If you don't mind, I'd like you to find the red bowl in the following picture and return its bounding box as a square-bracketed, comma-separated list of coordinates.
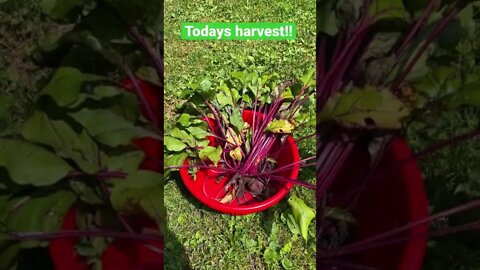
[48, 77, 164, 269]
[49, 208, 164, 270]
[179, 110, 301, 215]
[330, 138, 429, 270]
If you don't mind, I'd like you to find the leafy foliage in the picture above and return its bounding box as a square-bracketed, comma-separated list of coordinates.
[318, 0, 480, 130]
[166, 70, 314, 164]
[165, 69, 315, 203]
[1, 191, 77, 248]
[70, 108, 156, 147]
[0, 139, 73, 186]
[198, 146, 223, 166]
[40, 67, 102, 107]
[0, 0, 165, 268]
[110, 170, 164, 225]
[320, 87, 411, 129]
[317, 0, 480, 268]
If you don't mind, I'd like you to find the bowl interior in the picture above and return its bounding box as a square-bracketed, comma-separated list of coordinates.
[50, 208, 163, 270]
[180, 110, 301, 215]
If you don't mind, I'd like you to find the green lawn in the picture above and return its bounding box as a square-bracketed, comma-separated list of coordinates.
[0, 0, 61, 135]
[164, 0, 316, 269]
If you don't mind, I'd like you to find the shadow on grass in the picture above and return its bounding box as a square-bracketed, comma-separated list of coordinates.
[165, 228, 192, 270]
[167, 171, 220, 215]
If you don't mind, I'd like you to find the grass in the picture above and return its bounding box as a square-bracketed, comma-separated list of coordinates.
[164, 0, 315, 126]
[0, 0, 67, 135]
[165, 182, 316, 270]
[164, 0, 316, 269]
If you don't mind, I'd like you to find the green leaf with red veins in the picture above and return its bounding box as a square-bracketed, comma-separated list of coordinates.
[229, 107, 244, 133]
[0, 242, 19, 270]
[41, 67, 102, 107]
[436, 19, 467, 50]
[71, 86, 123, 107]
[61, 30, 123, 65]
[281, 89, 294, 101]
[300, 68, 315, 88]
[410, 71, 443, 99]
[164, 136, 187, 152]
[177, 113, 192, 127]
[79, 5, 128, 43]
[109, 91, 141, 123]
[22, 111, 74, 151]
[95, 127, 154, 147]
[321, 86, 411, 129]
[69, 109, 157, 147]
[197, 140, 210, 148]
[110, 171, 164, 229]
[231, 71, 248, 88]
[170, 128, 195, 147]
[369, 0, 408, 20]
[266, 120, 294, 134]
[0, 195, 7, 214]
[22, 111, 103, 174]
[71, 131, 102, 174]
[140, 186, 165, 231]
[216, 87, 234, 108]
[410, 66, 458, 99]
[104, 151, 144, 173]
[402, 0, 430, 14]
[1, 190, 76, 248]
[198, 146, 222, 166]
[165, 153, 188, 169]
[0, 139, 72, 186]
[241, 93, 251, 104]
[187, 126, 207, 139]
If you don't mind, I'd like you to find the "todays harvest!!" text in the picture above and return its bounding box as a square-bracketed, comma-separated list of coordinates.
[181, 22, 296, 40]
